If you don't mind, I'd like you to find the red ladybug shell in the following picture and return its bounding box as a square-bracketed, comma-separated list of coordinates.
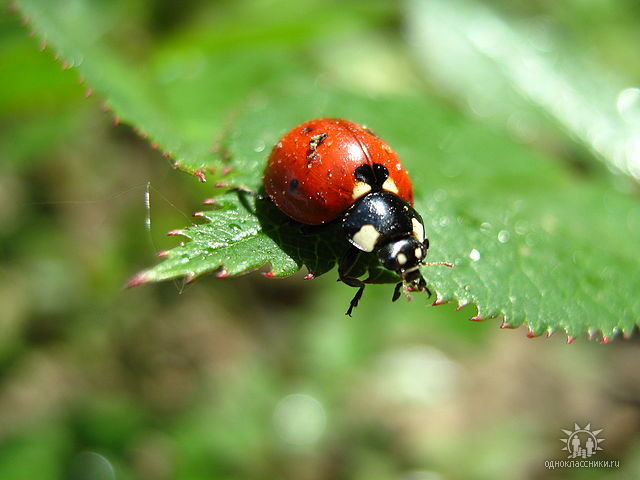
[263, 118, 414, 225]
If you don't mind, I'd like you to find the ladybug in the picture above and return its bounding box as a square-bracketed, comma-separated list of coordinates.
[263, 118, 450, 315]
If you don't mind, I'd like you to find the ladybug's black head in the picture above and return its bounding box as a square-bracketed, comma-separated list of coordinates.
[377, 237, 428, 281]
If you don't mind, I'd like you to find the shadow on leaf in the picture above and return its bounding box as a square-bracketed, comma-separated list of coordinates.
[236, 190, 344, 277]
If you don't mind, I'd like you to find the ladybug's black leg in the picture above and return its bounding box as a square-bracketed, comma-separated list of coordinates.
[339, 247, 366, 316]
[338, 246, 361, 281]
[392, 282, 403, 302]
[345, 284, 365, 316]
[417, 275, 431, 297]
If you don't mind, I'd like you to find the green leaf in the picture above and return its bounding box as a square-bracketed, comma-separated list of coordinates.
[128, 191, 346, 285]
[135, 90, 640, 341]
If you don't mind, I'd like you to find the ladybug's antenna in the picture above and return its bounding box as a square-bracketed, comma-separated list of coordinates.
[421, 261, 454, 268]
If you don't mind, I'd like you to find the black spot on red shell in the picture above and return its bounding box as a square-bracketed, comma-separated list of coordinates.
[354, 163, 389, 189]
[288, 178, 299, 192]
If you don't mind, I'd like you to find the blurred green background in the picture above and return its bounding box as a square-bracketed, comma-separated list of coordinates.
[1, 1, 640, 479]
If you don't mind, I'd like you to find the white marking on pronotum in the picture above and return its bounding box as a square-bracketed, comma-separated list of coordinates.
[397, 253, 407, 265]
[412, 218, 424, 243]
[352, 224, 380, 252]
[144, 182, 151, 231]
[415, 247, 423, 259]
[382, 177, 399, 194]
[352, 181, 372, 199]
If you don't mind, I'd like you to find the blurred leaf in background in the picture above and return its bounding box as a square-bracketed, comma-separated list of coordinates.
[1, 1, 640, 480]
